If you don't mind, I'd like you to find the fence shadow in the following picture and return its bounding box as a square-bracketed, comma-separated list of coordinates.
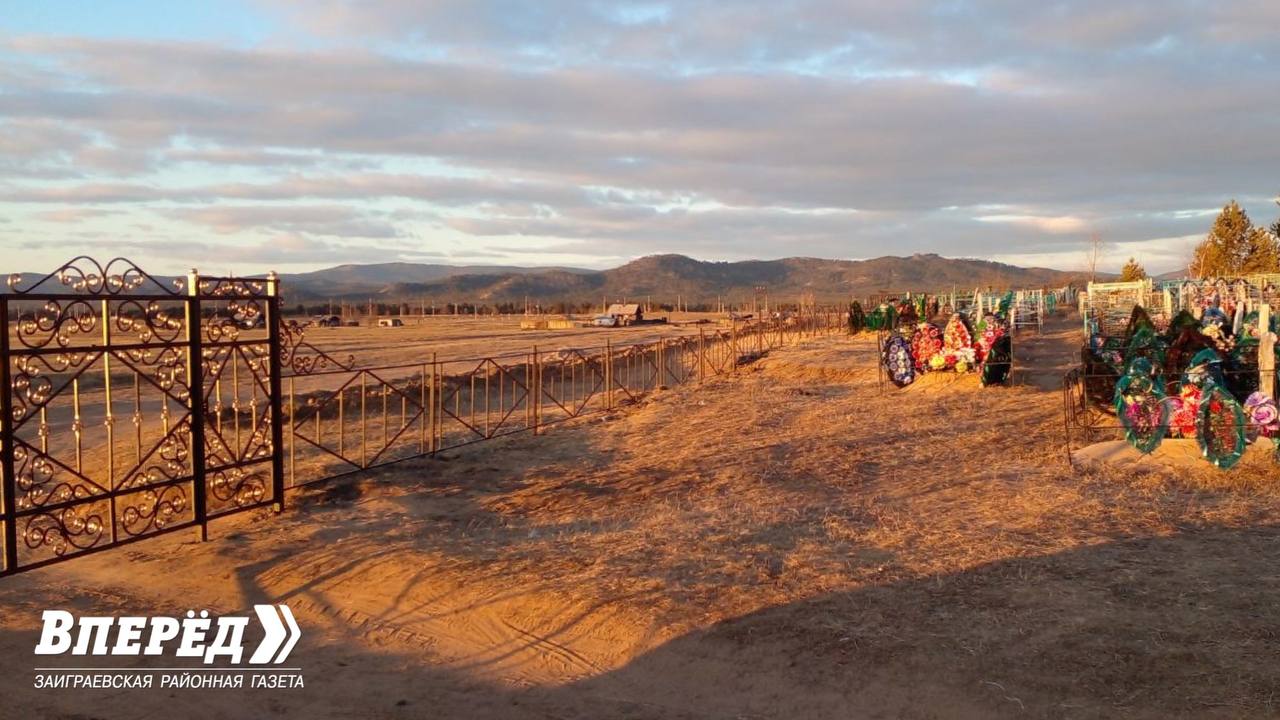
[6, 522, 1277, 720]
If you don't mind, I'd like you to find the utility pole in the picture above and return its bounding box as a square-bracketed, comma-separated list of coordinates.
[753, 285, 767, 317]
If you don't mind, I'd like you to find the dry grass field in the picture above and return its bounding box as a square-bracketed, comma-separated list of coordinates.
[296, 312, 731, 368]
[3, 312, 1280, 719]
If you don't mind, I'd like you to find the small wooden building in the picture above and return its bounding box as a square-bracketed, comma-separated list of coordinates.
[604, 303, 643, 325]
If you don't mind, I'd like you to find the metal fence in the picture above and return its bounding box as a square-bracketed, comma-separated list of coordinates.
[1062, 361, 1272, 469]
[279, 314, 843, 488]
[0, 257, 842, 576]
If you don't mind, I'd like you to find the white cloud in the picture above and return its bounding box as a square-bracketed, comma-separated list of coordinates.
[1, 2, 1277, 273]
[975, 214, 1090, 234]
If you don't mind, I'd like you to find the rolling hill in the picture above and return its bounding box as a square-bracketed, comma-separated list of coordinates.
[282, 254, 1092, 305]
[282, 262, 595, 297]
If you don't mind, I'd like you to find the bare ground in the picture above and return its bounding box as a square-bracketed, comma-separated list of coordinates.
[291, 312, 732, 368]
[3, 313, 1280, 719]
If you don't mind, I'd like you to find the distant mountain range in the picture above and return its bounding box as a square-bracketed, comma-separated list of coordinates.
[282, 262, 595, 298]
[281, 254, 1094, 305]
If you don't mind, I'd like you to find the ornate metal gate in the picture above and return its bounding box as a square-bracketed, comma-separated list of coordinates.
[0, 257, 284, 575]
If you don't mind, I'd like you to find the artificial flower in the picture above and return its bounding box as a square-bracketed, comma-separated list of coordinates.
[1244, 392, 1279, 439]
[1170, 385, 1201, 438]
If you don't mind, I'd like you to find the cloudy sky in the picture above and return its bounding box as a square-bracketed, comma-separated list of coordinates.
[2, 1, 1278, 275]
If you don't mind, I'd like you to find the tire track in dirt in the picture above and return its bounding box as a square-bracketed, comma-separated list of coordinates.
[498, 617, 609, 676]
[257, 559, 630, 686]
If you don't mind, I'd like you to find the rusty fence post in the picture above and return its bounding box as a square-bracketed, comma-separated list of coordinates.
[533, 345, 541, 434]
[184, 269, 208, 542]
[430, 353, 439, 453]
[288, 377, 295, 486]
[360, 372, 368, 467]
[730, 320, 738, 372]
[419, 363, 427, 454]
[697, 328, 706, 383]
[524, 353, 532, 429]
[0, 297, 15, 573]
[656, 338, 664, 386]
[265, 271, 285, 511]
[605, 339, 614, 410]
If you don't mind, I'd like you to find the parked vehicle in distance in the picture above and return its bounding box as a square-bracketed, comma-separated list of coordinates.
[377, 317, 405, 328]
[312, 314, 342, 327]
[592, 314, 619, 327]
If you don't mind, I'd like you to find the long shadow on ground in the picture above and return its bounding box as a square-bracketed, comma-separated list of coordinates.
[4, 523, 1276, 720]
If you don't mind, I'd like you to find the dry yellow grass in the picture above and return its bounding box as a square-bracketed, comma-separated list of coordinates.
[2, 312, 1278, 719]
[295, 312, 732, 368]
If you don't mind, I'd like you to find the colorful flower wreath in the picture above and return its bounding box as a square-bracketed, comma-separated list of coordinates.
[1244, 392, 1279, 440]
[943, 314, 973, 354]
[1197, 385, 1247, 469]
[1114, 358, 1168, 454]
[910, 323, 943, 372]
[975, 317, 1006, 364]
[883, 334, 916, 388]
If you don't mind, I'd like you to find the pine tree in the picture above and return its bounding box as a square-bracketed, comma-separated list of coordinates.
[1241, 226, 1280, 274]
[1267, 195, 1280, 271]
[1119, 257, 1147, 281]
[1190, 200, 1268, 277]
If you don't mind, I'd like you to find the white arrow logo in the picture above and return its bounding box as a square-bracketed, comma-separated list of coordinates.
[249, 604, 301, 664]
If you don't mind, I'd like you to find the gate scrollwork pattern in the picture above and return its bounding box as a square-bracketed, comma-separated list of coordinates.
[0, 260, 285, 574]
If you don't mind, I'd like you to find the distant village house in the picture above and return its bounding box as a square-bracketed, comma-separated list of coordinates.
[604, 303, 643, 325]
[593, 303, 645, 327]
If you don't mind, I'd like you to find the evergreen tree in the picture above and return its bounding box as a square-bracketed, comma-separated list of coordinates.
[1119, 257, 1147, 281]
[1272, 194, 1280, 240]
[1265, 195, 1280, 272]
[1189, 200, 1278, 277]
[1241, 226, 1280, 274]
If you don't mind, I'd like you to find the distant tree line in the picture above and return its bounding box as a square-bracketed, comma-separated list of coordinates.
[282, 299, 809, 317]
[285, 301, 598, 317]
[283, 300, 730, 317]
